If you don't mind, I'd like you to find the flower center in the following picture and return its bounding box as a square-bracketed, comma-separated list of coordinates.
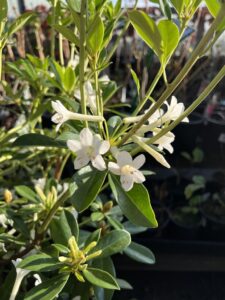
[86, 146, 94, 157]
[121, 165, 135, 175]
[55, 113, 64, 122]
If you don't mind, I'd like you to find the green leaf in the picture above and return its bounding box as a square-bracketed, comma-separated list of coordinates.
[124, 242, 155, 264]
[161, 0, 172, 19]
[70, 166, 107, 212]
[128, 10, 162, 58]
[170, 0, 185, 14]
[67, 0, 81, 13]
[13, 134, 66, 148]
[92, 257, 116, 300]
[87, 15, 104, 54]
[53, 24, 79, 45]
[15, 185, 37, 202]
[93, 229, 131, 258]
[130, 68, 140, 95]
[63, 67, 76, 93]
[0, 0, 7, 23]
[24, 274, 69, 300]
[109, 175, 158, 228]
[117, 278, 133, 290]
[18, 253, 62, 272]
[83, 268, 120, 290]
[50, 210, 79, 246]
[158, 20, 179, 65]
[7, 12, 34, 38]
[205, 0, 225, 30]
[85, 228, 102, 247]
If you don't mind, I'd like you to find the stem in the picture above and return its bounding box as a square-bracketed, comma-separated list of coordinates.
[55, 153, 70, 181]
[117, 4, 225, 146]
[50, 0, 57, 58]
[94, 56, 104, 134]
[147, 65, 225, 145]
[59, 33, 64, 66]
[79, 0, 88, 127]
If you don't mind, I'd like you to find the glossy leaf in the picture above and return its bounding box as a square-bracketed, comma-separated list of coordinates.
[13, 134, 66, 148]
[83, 268, 120, 290]
[24, 274, 69, 300]
[124, 242, 155, 264]
[70, 166, 107, 212]
[53, 24, 79, 45]
[18, 253, 62, 272]
[128, 10, 162, 58]
[63, 67, 76, 93]
[109, 175, 158, 228]
[87, 15, 104, 54]
[7, 12, 34, 38]
[15, 185, 37, 202]
[93, 229, 131, 258]
[158, 20, 179, 64]
[50, 210, 79, 246]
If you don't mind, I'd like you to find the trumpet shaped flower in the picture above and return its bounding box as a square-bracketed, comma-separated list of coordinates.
[153, 130, 175, 154]
[67, 128, 110, 171]
[108, 151, 146, 191]
[51, 100, 103, 131]
[162, 96, 189, 123]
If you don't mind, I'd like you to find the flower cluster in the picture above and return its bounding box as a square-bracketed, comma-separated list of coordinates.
[51, 96, 188, 191]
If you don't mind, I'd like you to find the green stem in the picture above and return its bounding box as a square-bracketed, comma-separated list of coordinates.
[117, 4, 225, 146]
[94, 56, 104, 134]
[79, 0, 88, 127]
[59, 33, 64, 66]
[147, 65, 225, 145]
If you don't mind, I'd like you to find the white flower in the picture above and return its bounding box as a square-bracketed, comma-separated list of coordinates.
[162, 96, 189, 123]
[74, 81, 97, 113]
[108, 151, 146, 191]
[33, 178, 46, 190]
[10, 259, 31, 300]
[33, 274, 42, 286]
[69, 55, 79, 69]
[132, 135, 171, 169]
[67, 128, 110, 171]
[51, 100, 104, 131]
[0, 214, 13, 228]
[153, 130, 175, 154]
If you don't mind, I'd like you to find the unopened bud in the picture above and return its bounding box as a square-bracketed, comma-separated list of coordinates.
[4, 189, 12, 203]
[103, 201, 113, 213]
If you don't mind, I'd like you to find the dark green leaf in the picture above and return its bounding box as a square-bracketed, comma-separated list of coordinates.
[13, 134, 66, 148]
[109, 175, 158, 228]
[15, 185, 37, 202]
[70, 166, 107, 212]
[83, 268, 119, 290]
[18, 253, 62, 272]
[124, 242, 155, 264]
[24, 274, 69, 300]
[93, 229, 131, 258]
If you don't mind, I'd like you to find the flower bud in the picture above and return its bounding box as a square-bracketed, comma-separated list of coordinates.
[4, 189, 12, 203]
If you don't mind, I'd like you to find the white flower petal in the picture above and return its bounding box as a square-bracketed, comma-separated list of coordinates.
[99, 140, 110, 155]
[55, 123, 62, 132]
[133, 170, 146, 183]
[67, 140, 82, 153]
[120, 175, 134, 192]
[92, 155, 106, 171]
[132, 154, 146, 170]
[117, 151, 133, 167]
[80, 128, 93, 147]
[74, 154, 90, 169]
[148, 147, 171, 168]
[108, 162, 121, 175]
